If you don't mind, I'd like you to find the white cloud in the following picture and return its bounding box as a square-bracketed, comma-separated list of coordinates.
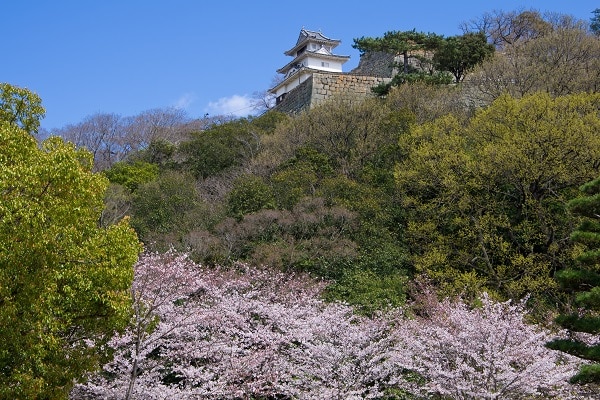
[172, 93, 197, 110]
[205, 94, 254, 117]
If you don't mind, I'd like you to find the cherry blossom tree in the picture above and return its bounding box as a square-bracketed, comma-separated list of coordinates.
[71, 251, 398, 399]
[393, 291, 583, 399]
[72, 252, 584, 399]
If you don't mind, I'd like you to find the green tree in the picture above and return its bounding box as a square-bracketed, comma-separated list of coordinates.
[547, 177, 600, 384]
[325, 269, 407, 316]
[254, 99, 414, 307]
[271, 146, 334, 209]
[227, 175, 275, 219]
[177, 119, 259, 179]
[353, 29, 442, 74]
[592, 8, 600, 36]
[396, 92, 600, 300]
[0, 122, 141, 398]
[433, 32, 494, 83]
[353, 30, 447, 94]
[374, 70, 452, 95]
[288, 99, 405, 179]
[104, 160, 159, 191]
[0, 82, 45, 134]
[247, 110, 289, 133]
[137, 138, 177, 169]
[131, 170, 201, 241]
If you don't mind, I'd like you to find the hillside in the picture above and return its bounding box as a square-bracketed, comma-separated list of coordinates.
[2, 8, 600, 399]
[78, 10, 600, 396]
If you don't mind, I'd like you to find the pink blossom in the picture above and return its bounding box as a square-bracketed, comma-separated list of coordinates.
[71, 252, 583, 399]
[392, 293, 582, 399]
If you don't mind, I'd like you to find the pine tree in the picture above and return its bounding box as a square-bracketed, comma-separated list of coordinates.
[548, 176, 600, 384]
[591, 8, 600, 36]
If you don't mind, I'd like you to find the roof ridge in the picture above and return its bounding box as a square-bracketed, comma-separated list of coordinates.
[296, 28, 338, 45]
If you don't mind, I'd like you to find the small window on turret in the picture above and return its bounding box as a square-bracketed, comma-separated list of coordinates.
[321, 62, 329, 68]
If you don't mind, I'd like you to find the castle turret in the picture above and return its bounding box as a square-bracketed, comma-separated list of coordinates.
[270, 29, 350, 104]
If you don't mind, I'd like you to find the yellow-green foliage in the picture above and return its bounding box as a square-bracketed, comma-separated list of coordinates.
[0, 82, 45, 134]
[0, 122, 141, 399]
[227, 174, 276, 218]
[104, 160, 159, 191]
[396, 92, 600, 300]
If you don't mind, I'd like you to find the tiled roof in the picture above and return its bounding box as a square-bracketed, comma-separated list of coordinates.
[296, 28, 337, 45]
[284, 28, 342, 56]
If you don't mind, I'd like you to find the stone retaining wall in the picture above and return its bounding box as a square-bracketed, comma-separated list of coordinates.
[349, 51, 397, 78]
[274, 77, 313, 114]
[275, 71, 391, 114]
[311, 72, 390, 106]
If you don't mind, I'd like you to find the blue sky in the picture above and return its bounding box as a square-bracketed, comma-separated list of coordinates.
[3, 0, 597, 131]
